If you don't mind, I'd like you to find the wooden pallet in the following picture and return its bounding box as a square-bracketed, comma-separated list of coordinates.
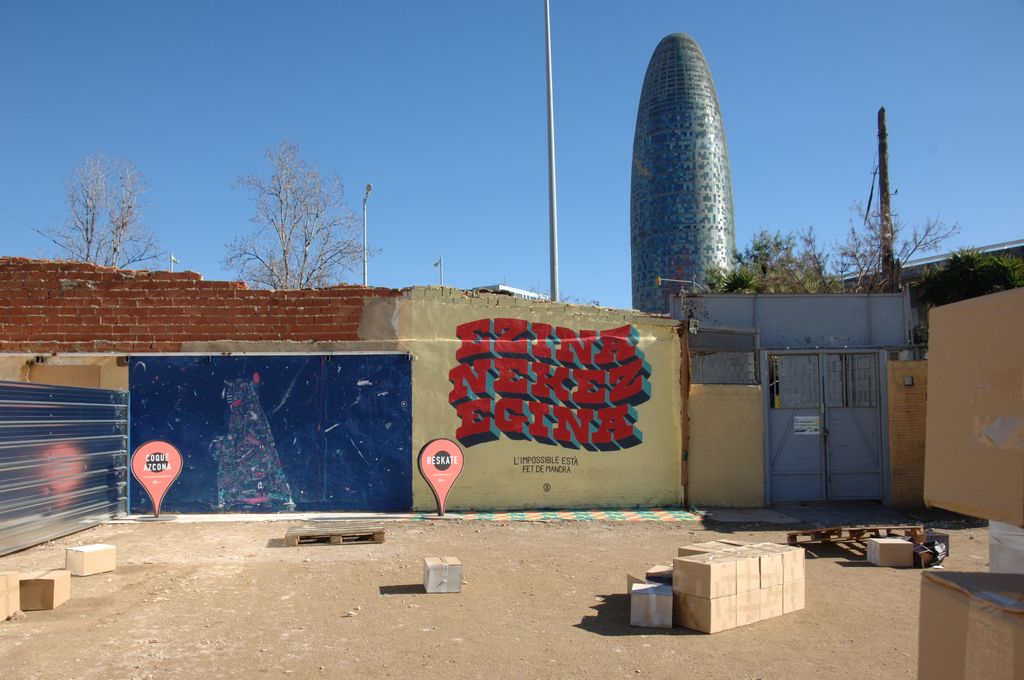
[787, 524, 924, 546]
[284, 521, 386, 547]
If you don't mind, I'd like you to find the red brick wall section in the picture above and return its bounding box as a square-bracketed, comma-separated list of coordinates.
[0, 258, 401, 353]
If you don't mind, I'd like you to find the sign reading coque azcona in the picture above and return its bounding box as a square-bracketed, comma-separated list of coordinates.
[447, 318, 652, 451]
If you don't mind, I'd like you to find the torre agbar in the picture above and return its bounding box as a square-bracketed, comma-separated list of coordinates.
[630, 33, 735, 314]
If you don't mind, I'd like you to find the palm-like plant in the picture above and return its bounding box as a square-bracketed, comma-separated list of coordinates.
[915, 249, 1024, 308]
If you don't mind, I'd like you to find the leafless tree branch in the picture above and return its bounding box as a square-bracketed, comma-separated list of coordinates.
[41, 154, 162, 268]
[224, 140, 360, 290]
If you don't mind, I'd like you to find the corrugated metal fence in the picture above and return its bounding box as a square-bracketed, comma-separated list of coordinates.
[0, 381, 128, 557]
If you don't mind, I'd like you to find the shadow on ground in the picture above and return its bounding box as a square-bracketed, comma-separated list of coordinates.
[379, 584, 426, 595]
[573, 594, 697, 637]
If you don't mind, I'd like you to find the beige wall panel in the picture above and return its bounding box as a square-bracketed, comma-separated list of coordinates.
[0, 356, 30, 382]
[687, 384, 764, 507]
[404, 290, 683, 511]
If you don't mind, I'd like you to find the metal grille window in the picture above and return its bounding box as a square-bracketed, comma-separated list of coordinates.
[846, 354, 878, 407]
[691, 351, 758, 385]
[768, 355, 820, 408]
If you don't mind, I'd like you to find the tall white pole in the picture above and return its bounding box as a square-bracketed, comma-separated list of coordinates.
[362, 183, 373, 286]
[544, 0, 560, 302]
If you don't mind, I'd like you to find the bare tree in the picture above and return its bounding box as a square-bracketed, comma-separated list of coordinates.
[42, 154, 160, 268]
[837, 204, 959, 292]
[224, 141, 360, 290]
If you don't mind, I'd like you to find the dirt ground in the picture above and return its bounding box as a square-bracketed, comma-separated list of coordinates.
[0, 516, 989, 679]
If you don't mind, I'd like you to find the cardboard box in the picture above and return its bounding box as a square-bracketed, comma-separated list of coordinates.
[783, 579, 805, 614]
[645, 564, 673, 585]
[732, 554, 760, 593]
[19, 570, 70, 611]
[918, 571, 1024, 680]
[677, 541, 737, 557]
[990, 521, 1024, 574]
[673, 554, 737, 599]
[735, 589, 761, 626]
[673, 592, 736, 633]
[924, 288, 1024, 527]
[2, 571, 20, 620]
[867, 537, 914, 567]
[626, 573, 647, 592]
[760, 584, 784, 620]
[755, 543, 805, 582]
[629, 583, 673, 628]
[423, 557, 461, 593]
[752, 548, 784, 589]
[66, 544, 116, 576]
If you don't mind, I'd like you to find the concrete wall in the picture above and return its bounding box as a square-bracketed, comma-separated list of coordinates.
[888, 360, 928, 508]
[403, 288, 683, 511]
[686, 384, 764, 507]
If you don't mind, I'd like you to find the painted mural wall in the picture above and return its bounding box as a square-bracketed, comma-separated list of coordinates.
[128, 354, 411, 513]
[405, 289, 683, 511]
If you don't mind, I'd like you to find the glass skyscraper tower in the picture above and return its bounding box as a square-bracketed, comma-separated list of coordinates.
[631, 34, 735, 313]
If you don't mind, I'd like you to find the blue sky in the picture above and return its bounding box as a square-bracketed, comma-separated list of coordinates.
[1, 1, 1022, 309]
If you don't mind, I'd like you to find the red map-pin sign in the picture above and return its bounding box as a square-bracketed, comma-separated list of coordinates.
[131, 440, 183, 517]
[417, 439, 464, 517]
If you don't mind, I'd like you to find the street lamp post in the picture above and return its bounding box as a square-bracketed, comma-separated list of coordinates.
[544, 0, 560, 302]
[434, 256, 444, 286]
[362, 183, 373, 286]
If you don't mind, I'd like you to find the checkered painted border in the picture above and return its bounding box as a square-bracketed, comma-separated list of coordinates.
[412, 508, 697, 522]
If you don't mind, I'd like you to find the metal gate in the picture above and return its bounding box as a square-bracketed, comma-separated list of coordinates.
[0, 381, 128, 557]
[763, 351, 886, 502]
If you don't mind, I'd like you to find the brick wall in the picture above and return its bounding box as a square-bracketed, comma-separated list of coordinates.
[887, 360, 928, 508]
[0, 258, 400, 353]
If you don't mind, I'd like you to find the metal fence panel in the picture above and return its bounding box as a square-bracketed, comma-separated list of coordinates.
[691, 351, 759, 385]
[0, 381, 128, 557]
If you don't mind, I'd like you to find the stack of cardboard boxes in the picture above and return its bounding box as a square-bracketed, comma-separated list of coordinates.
[629, 539, 805, 633]
[922, 287, 1024, 679]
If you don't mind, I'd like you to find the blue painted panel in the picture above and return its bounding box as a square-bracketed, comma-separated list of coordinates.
[128, 355, 412, 513]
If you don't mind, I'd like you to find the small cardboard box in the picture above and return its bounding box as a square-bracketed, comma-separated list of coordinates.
[924, 287, 1024, 527]
[751, 547, 784, 589]
[20, 570, 70, 611]
[755, 543, 805, 582]
[645, 564, 672, 585]
[919, 571, 1024, 680]
[630, 582, 673, 628]
[990, 522, 1024, 574]
[783, 579, 805, 614]
[735, 589, 761, 627]
[760, 584, 784, 620]
[867, 537, 914, 567]
[673, 592, 736, 633]
[626, 573, 647, 592]
[66, 544, 116, 576]
[673, 554, 737, 599]
[677, 541, 736, 557]
[732, 554, 760, 593]
[2, 571, 20, 619]
[423, 557, 461, 593]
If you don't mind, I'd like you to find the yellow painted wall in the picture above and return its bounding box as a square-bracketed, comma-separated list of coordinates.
[887, 360, 927, 508]
[402, 288, 683, 511]
[0, 355, 128, 389]
[687, 384, 764, 507]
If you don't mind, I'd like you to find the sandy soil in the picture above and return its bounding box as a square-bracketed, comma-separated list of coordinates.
[0, 518, 989, 679]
